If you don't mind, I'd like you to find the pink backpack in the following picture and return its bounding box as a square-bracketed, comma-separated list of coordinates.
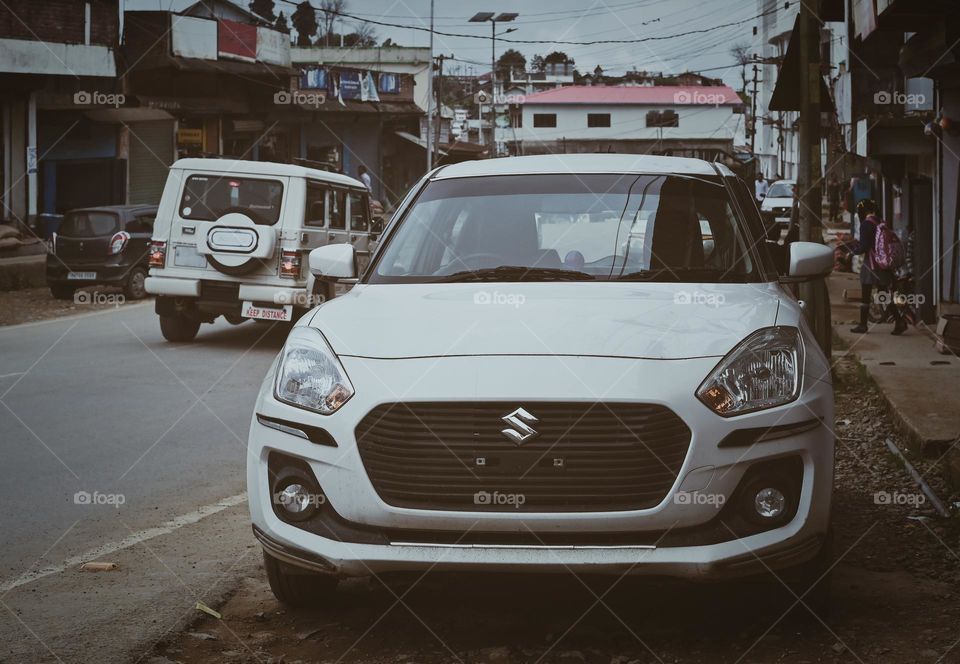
[869, 215, 905, 271]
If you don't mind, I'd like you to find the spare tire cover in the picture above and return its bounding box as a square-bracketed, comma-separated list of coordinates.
[198, 212, 277, 276]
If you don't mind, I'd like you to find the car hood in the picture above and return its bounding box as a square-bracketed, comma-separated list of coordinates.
[309, 282, 783, 360]
[762, 196, 793, 210]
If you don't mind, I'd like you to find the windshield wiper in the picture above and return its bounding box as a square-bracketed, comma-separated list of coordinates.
[615, 267, 747, 282]
[439, 265, 594, 282]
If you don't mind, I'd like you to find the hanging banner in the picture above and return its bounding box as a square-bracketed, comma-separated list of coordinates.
[338, 70, 363, 100]
[300, 67, 328, 90]
[218, 19, 257, 63]
[361, 71, 380, 102]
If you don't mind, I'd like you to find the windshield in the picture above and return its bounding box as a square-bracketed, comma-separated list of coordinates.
[179, 175, 284, 225]
[59, 211, 119, 237]
[369, 173, 762, 283]
[766, 183, 794, 198]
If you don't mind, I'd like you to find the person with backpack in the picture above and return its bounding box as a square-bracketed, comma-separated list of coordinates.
[850, 199, 907, 335]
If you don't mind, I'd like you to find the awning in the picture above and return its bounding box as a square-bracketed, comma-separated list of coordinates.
[151, 55, 294, 78]
[395, 131, 448, 156]
[769, 15, 836, 113]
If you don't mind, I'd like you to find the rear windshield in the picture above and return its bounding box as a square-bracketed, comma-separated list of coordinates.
[179, 175, 284, 225]
[59, 211, 119, 237]
[766, 183, 793, 198]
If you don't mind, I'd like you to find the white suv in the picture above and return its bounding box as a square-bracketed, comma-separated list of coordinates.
[247, 154, 836, 610]
[145, 158, 375, 342]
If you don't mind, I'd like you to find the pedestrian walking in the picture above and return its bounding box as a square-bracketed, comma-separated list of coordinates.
[850, 199, 907, 335]
[827, 175, 840, 224]
[358, 164, 373, 191]
[755, 174, 768, 202]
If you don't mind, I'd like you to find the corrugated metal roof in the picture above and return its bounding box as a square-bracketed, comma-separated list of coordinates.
[521, 85, 742, 106]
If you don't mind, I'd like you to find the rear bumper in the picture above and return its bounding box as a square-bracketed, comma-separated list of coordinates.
[146, 276, 307, 307]
[46, 261, 138, 286]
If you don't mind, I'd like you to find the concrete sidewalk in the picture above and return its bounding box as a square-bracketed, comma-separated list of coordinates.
[827, 269, 960, 485]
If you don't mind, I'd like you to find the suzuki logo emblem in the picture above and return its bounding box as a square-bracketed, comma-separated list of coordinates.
[501, 407, 539, 445]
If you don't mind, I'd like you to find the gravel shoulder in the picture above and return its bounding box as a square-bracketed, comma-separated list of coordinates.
[150, 354, 960, 664]
[0, 286, 150, 326]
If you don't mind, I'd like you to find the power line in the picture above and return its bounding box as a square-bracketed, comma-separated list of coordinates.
[277, 1, 783, 47]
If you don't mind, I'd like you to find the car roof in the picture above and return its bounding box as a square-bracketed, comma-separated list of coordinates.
[432, 154, 731, 179]
[771, 179, 796, 186]
[172, 158, 366, 189]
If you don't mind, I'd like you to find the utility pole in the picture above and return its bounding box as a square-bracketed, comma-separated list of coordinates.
[425, 0, 434, 171]
[797, 0, 829, 352]
[750, 59, 760, 157]
[433, 54, 452, 166]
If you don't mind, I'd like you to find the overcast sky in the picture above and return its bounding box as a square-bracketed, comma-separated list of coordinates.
[276, 0, 761, 88]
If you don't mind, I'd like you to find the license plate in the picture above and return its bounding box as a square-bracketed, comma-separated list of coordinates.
[173, 245, 208, 268]
[241, 301, 292, 322]
[67, 272, 96, 280]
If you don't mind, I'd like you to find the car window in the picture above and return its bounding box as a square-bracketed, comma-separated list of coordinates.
[766, 183, 793, 198]
[305, 182, 326, 228]
[126, 214, 155, 234]
[370, 174, 761, 283]
[59, 211, 119, 237]
[330, 190, 346, 230]
[348, 191, 369, 232]
[179, 175, 284, 225]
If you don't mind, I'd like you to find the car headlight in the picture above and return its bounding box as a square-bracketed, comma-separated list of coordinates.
[274, 327, 354, 414]
[696, 326, 803, 417]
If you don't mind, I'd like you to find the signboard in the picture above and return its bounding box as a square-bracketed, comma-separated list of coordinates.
[171, 16, 217, 60]
[338, 71, 363, 100]
[177, 128, 203, 145]
[256, 27, 290, 66]
[218, 18, 257, 63]
[26, 146, 37, 174]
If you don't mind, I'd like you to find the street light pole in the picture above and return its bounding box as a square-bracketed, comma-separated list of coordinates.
[469, 12, 518, 156]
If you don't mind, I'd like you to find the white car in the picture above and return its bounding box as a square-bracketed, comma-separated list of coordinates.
[247, 154, 835, 610]
[760, 179, 796, 230]
[145, 159, 377, 342]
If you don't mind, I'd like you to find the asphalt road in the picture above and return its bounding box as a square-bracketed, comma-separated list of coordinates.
[0, 304, 288, 662]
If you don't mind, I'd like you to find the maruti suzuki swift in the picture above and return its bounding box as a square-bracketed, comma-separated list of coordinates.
[247, 154, 835, 610]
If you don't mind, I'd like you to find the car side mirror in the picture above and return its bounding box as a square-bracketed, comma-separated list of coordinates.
[369, 216, 384, 241]
[309, 243, 357, 280]
[780, 241, 833, 282]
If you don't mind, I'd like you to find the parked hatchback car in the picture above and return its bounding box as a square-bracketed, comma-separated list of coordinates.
[248, 155, 835, 611]
[145, 159, 376, 342]
[46, 205, 158, 300]
[760, 179, 796, 231]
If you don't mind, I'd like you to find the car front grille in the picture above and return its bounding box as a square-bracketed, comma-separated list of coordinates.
[199, 280, 240, 303]
[355, 402, 691, 512]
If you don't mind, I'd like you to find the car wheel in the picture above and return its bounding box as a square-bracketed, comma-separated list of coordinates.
[50, 284, 76, 300]
[263, 551, 337, 608]
[123, 267, 148, 300]
[224, 314, 246, 325]
[159, 313, 201, 342]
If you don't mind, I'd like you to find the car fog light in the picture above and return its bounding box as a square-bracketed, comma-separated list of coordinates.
[271, 470, 324, 523]
[277, 483, 312, 514]
[754, 487, 786, 519]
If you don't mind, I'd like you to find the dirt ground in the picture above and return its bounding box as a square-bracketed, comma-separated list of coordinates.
[0, 286, 150, 326]
[150, 355, 960, 664]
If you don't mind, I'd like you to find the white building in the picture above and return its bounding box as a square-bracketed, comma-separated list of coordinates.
[509, 85, 743, 159]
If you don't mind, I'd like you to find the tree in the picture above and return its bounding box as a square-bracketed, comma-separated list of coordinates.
[530, 54, 545, 72]
[292, 1, 318, 46]
[249, 0, 275, 22]
[343, 21, 376, 47]
[730, 42, 752, 94]
[496, 48, 526, 81]
[543, 51, 574, 66]
[320, 0, 345, 46]
[274, 11, 289, 34]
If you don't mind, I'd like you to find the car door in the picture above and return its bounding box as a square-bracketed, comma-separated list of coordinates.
[325, 187, 350, 247]
[346, 189, 372, 271]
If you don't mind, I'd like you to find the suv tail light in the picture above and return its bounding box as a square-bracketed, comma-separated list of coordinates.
[148, 241, 167, 268]
[108, 231, 130, 255]
[280, 249, 301, 279]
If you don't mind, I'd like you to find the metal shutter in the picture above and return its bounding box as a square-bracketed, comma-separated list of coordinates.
[128, 120, 174, 205]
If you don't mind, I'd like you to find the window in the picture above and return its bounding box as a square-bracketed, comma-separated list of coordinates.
[179, 176, 284, 225]
[646, 110, 679, 128]
[126, 214, 155, 234]
[371, 174, 760, 283]
[60, 211, 119, 237]
[305, 182, 327, 227]
[587, 113, 611, 128]
[330, 190, 346, 230]
[533, 113, 557, 128]
[348, 191, 370, 232]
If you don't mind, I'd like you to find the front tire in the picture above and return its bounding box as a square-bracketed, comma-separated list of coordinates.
[263, 551, 337, 608]
[159, 313, 201, 342]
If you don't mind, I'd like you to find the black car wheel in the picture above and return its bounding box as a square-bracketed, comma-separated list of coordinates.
[263, 551, 337, 608]
[124, 267, 148, 300]
[159, 313, 201, 342]
[49, 284, 76, 300]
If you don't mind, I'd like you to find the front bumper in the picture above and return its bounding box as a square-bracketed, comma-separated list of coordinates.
[247, 353, 834, 580]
